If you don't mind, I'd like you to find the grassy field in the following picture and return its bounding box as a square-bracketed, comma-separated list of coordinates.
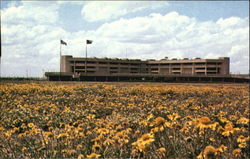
[0, 81, 249, 158]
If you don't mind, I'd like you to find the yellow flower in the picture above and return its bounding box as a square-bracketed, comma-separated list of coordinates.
[232, 148, 241, 158]
[132, 133, 155, 152]
[139, 133, 155, 143]
[87, 153, 101, 158]
[147, 114, 154, 121]
[209, 137, 215, 142]
[219, 117, 229, 123]
[61, 149, 77, 155]
[238, 142, 247, 148]
[22, 147, 27, 152]
[152, 116, 166, 126]
[57, 133, 68, 139]
[229, 115, 238, 121]
[76, 144, 82, 150]
[44, 131, 53, 138]
[208, 122, 218, 131]
[203, 145, 217, 159]
[194, 116, 215, 134]
[28, 123, 34, 128]
[221, 123, 235, 137]
[5, 130, 12, 137]
[198, 117, 211, 125]
[87, 114, 96, 119]
[97, 128, 109, 135]
[236, 117, 249, 125]
[237, 135, 247, 143]
[92, 143, 101, 152]
[168, 113, 180, 121]
[103, 138, 115, 146]
[78, 154, 85, 159]
[156, 147, 166, 156]
[216, 145, 227, 153]
[180, 125, 189, 134]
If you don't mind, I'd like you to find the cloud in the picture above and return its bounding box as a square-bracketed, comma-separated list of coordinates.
[1, 2, 249, 77]
[1, 2, 59, 25]
[93, 12, 248, 73]
[81, 1, 168, 22]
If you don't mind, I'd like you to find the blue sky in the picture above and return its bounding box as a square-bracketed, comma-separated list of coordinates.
[1, 1, 249, 77]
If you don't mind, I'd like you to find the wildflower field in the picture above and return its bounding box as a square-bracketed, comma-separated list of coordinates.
[0, 81, 249, 158]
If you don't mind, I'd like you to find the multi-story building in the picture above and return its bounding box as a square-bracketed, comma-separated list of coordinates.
[60, 55, 229, 76]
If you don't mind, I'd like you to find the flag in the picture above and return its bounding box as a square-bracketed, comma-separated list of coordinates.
[86, 40, 93, 44]
[60, 40, 67, 45]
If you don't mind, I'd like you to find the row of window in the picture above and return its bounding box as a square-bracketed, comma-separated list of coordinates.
[70, 61, 222, 66]
[73, 71, 219, 75]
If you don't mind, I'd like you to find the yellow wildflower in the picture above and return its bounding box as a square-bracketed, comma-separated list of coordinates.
[97, 128, 109, 135]
[156, 147, 166, 156]
[22, 147, 27, 152]
[168, 113, 180, 121]
[203, 145, 217, 159]
[76, 144, 82, 150]
[152, 116, 165, 126]
[238, 142, 247, 148]
[27, 123, 34, 128]
[221, 123, 235, 137]
[44, 131, 53, 138]
[87, 153, 101, 158]
[232, 148, 241, 158]
[216, 145, 227, 153]
[78, 154, 85, 159]
[103, 138, 115, 146]
[237, 135, 247, 143]
[61, 149, 77, 155]
[57, 133, 68, 139]
[147, 114, 154, 121]
[236, 117, 249, 125]
[132, 133, 155, 152]
[92, 143, 101, 152]
[195, 117, 212, 129]
[209, 137, 215, 142]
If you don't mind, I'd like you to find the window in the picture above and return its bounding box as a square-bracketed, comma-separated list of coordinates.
[183, 63, 193, 65]
[87, 61, 96, 64]
[75, 61, 85, 64]
[160, 63, 169, 66]
[87, 66, 95, 69]
[207, 62, 217, 65]
[195, 63, 205, 65]
[172, 63, 181, 66]
[172, 68, 181, 70]
[196, 67, 205, 70]
[75, 66, 85, 69]
[207, 67, 216, 71]
[99, 62, 107, 64]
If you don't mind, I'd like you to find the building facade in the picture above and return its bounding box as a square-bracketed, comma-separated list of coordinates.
[61, 55, 230, 76]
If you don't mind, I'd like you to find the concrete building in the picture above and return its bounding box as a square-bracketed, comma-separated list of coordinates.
[45, 55, 250, 82]
[60, 55, 230, 76]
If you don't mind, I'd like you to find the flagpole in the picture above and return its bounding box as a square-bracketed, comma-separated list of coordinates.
[85, 42, 87, 75]
[0, 57, 1, 78]
[59, 41, 61, 81]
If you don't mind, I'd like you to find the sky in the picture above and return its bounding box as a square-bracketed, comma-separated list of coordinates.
[1, 1, 249, 77]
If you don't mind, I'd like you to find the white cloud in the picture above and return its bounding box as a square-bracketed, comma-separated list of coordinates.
[1, 2, 59, 25]
[93, 12, 248, 73]
[81, 1, 168, 22]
